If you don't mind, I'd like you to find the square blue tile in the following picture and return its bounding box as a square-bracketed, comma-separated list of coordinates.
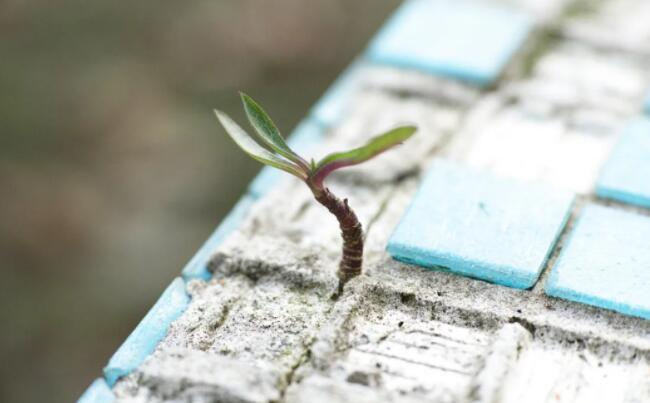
[77, 378, 114, 403]
[104, 277, 189, 385]
[309, 60, 364, 127]
[596, 117, 650, 209]
[182, 196, 256, 280]
[249, 119, 324, 198]
[387, 160, 574, 289]
[546, 204, 650, 320]
[366, 0, 532, 87]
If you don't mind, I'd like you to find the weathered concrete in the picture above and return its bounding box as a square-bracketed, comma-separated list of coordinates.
[448, 41, 650, 194]
[114, 349, 283, 403]
[110, 0, 650, 401]
[563, 0, 650, 56]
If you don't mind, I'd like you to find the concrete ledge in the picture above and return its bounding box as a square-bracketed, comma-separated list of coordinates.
[104, 277, 190, 386]
[562, 0, 650, 57]
[83, 0, 650, 401]
[125, 348, 283, 403]
[77, 378, 114, 403]
[182, 196, 256, 281]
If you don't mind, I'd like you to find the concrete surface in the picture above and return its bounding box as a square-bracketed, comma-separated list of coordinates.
[97, 0, 650, 401]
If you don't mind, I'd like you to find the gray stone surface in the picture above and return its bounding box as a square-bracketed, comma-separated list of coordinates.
[498, 0, 572, 24]
[114, 349, 282, 403]
[563, 0, 650, 56]
[112, 1, 650, 401]
[448, 42, 650, 194]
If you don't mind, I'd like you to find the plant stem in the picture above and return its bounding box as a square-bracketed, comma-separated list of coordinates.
[311, 186, 363, 287]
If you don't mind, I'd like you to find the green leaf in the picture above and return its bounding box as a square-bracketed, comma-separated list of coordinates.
[240, 93, 309, 170]
[214, 109, 307, 179]
[315, 125, 416, 172]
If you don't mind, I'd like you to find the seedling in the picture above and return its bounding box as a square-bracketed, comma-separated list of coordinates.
[215, 93, 416, 289]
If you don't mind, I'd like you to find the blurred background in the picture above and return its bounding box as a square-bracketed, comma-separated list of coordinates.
[0, 1, 401, 401]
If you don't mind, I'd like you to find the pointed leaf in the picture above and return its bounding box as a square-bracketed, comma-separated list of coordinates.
[214, 109, 307, 179]
[240, 93, 309, 170]
[313, 125, 417, 181]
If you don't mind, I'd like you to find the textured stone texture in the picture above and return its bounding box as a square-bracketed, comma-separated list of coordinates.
[106, 0, 650, 401]
[563, 0, 650, 56]
[105, 278, 189, 386]
[115, 349, 283, 403]
[450, 42, 649, 194]
[496, 342, 650, 403]
[363, 65, 480, 106]
[498, 0, 571, 23]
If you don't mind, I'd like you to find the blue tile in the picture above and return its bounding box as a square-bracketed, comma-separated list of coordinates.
[309, 61, 364, 127]
[387, 160, 574, 289]
[247, 166, 282, 200]
[248, 119, 324, 198]
[104, 277, 189, 386]
[546, 205, 650, 320]
[366, 0, 532, 87]
[596, 117, 650, 209]
[182, 196, 256, 280]
[77, 378, 114, 403]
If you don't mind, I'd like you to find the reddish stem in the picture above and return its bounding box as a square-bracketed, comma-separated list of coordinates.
[309, 185, 363, 287]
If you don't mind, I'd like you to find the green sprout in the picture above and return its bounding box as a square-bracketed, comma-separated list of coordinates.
[215, 93, 416, 289]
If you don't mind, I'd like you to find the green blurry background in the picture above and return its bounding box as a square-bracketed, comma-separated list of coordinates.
[0, 1, 400, 401]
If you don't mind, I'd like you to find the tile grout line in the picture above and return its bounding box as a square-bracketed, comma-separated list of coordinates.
[532, 188, 650, 295]
[531, 196, 587, 295]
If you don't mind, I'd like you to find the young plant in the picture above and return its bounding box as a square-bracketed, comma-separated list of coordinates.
[215, 93, 416, 288]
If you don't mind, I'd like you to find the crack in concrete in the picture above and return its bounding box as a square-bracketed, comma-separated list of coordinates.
[531, 196, 585, 295]
[353, 347, 476, 376]
[276, 291, 344, 402]
[277, 338, 315, 403]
